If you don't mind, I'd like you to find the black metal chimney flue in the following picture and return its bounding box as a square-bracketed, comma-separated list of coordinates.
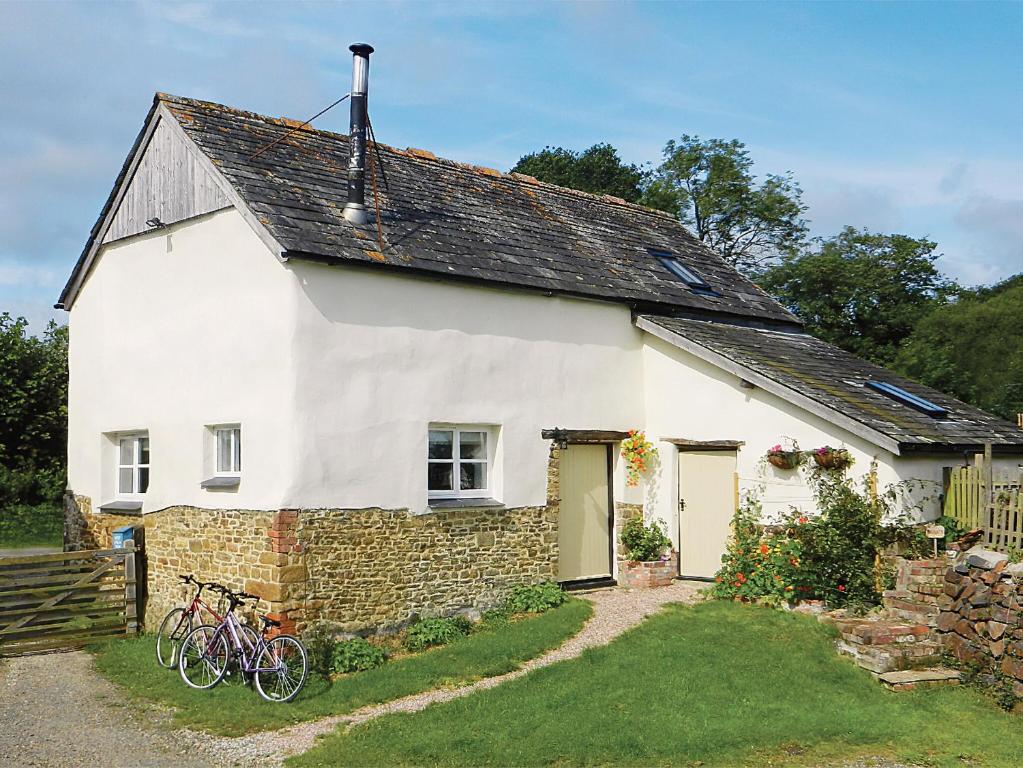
[343, 43, 374, 224]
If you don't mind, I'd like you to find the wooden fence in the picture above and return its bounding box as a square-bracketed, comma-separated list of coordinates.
[0, 546, 138, 656]
[944, 460, 1023, 553]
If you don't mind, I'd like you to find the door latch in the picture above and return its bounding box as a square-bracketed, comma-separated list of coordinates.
[678, 498, 686, 513]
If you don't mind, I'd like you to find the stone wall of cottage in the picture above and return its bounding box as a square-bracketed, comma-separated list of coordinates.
[290, 505, 557, 632]
[142, 506, 280, 630]
[64, 493, 141, 551]
[66, 445, 564, 634]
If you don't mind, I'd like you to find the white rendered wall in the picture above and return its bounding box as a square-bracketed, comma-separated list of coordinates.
[67, 208, 297, 512]
[284, 260, 647, 512]
[639, 333, 1007, 550]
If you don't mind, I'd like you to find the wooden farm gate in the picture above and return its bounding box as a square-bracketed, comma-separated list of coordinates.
[944, 458, 1023, 554]
[0, 546, 138, 656]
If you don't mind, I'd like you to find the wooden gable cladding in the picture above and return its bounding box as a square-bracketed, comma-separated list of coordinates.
[102, 117, 230, 244]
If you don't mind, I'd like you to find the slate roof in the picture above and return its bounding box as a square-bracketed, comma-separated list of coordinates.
[58, 93, 797, 323]
[638, 314, 1023, 453]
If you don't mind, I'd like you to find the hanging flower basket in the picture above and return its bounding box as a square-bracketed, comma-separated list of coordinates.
[812, 446, 853, 470]
[621, 430, 657, 487]
[767, 443, 802, 470]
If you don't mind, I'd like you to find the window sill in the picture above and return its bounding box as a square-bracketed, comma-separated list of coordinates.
[201, 476, 241, 489]
[98, 500, 143, 515]
[427, 497, 504, 510]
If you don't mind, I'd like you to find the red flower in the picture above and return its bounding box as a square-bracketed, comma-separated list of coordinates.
[759, 544, 769, 555]
[837, 584, 846, 592]
[797, 516, 808, 525]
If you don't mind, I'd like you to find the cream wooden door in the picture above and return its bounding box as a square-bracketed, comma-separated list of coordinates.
[678, 450, 737, 579]
[558, 444, 612, 582]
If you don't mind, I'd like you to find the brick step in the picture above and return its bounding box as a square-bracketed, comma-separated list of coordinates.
[837, 637, 944, 674]
[878, 667, 962, 691]
[834, 618, 933, 645]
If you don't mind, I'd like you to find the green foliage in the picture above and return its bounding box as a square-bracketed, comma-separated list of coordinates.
[505, 581, 566, 614]
[643, 135, 807, 274]
[331, 637, 388, 674]
[714, 470, 925, 608]
[895, 274, 1023, 421]
[712, 499, 802, 605]
[292, 601, 1023, 768]
[403, 616, 473, 652]
[934, 514, 965, 547]
[760, 228, 957, 367]
[303, 621, 343, 678]
[0, 502, 63, 547]
[619, 515, 672, 562]
[510, 144, 646, 203]
[0, 314, 68, 546]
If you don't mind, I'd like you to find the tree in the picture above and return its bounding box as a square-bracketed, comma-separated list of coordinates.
[895, 275, 1023, 421]
[642, 135, 808, 274]
[510, 144, 646, 203]
[760, 228, 957, 367]
[0, 314, 68, 509]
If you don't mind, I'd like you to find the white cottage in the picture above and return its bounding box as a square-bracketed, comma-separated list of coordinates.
[59, 48, 1023, 631]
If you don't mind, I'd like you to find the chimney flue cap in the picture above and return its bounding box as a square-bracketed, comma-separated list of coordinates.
[350, 43, 374, 56]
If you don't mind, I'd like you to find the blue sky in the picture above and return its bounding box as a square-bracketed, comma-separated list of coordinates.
[3, 1, 1022, 332]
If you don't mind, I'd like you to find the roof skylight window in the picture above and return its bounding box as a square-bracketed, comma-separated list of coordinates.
[648, 249, 714, 293]
[866, 380, 949, 418]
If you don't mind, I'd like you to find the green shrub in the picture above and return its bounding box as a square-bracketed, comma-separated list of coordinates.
[712, 499, 802, 605]
[403, 616, 472, 652]
[0, 502, 63, 547]
[714, 469, 937, 608]
[506, 581, 566, 614]
[303, 621, 341, 678]
[619, 515, 671, 561]
[331, 638, 388, 674]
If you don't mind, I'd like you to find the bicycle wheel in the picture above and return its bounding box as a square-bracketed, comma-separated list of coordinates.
[156, 608, 192, 669]
[222, 624, 259, 686]
[178, 625, 229, 690]
[253, 634, 308, 703]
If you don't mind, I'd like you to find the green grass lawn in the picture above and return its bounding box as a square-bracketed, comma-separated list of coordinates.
[291, 600, 1023, 768]
[92, 598, 591, 736]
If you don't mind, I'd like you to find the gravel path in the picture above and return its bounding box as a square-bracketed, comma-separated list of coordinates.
[195, 581, 705, 766]
[0, 650, 212, 768]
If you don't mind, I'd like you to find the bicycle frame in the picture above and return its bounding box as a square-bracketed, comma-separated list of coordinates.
[208, 611, 280, 675]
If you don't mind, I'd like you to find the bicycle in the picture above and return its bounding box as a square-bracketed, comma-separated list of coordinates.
[177, 588, 309, 703]
[155, 574, 229, 669]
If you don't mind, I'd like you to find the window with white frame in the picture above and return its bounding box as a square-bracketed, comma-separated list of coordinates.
[428, 427, 490, 499]
[117, 434, 150, 496]
[213, 425, 241, 476]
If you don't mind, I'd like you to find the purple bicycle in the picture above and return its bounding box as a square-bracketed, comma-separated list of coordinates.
[177, 588, 308, 703]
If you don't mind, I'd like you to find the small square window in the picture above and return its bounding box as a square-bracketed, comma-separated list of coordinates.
[428, 427, 492, 500]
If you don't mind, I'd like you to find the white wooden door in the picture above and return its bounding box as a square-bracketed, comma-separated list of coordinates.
[678, 450, 737, 579]
[558, 444, 612, 582]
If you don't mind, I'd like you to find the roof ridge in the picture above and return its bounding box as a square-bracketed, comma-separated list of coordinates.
[155, 92, 676, 221]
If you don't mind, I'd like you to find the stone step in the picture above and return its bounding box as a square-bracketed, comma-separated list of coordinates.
[878, 667, 962, 691]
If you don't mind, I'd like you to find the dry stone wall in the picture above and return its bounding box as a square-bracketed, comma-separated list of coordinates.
[938, 548, 1023, 698]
